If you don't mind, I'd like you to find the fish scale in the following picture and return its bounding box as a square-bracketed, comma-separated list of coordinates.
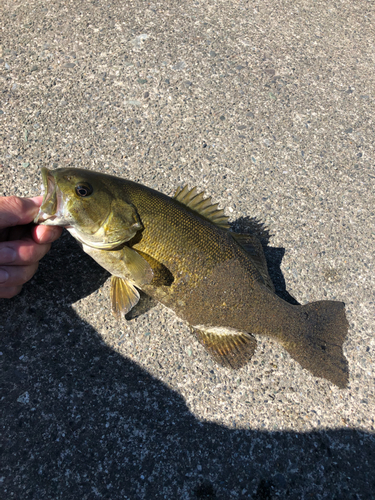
[35, 167, 349, 388]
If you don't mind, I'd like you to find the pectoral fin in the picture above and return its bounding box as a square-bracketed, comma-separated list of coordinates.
[194, 327, 257, 369]
[111, 276, 140, 318]
[121, 246, 154, 286]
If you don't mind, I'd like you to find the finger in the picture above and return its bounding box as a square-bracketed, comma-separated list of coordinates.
[7, 224, 33, 242]
[0, 285, 23, 299]
[0, 239, 51, 266]
[0, 262, 39, 287]
[32, 225, 63, 244]
[0, 227, 10, 243]
[0, 196, 43, 230]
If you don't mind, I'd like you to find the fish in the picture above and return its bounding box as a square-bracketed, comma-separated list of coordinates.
[35, 167, 349, 388]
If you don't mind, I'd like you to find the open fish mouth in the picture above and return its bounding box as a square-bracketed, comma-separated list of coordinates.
[34, 167, 68, 225]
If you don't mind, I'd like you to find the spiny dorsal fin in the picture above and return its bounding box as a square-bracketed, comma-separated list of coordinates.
[194, 329, 257, 369]
[232, 233, 275, 292]
[174, 185, 230, 230]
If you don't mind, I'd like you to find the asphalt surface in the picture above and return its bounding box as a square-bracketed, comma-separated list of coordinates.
[1, 0, 374, 498]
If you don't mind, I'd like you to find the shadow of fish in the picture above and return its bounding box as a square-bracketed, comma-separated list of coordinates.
[35, 168, 349, 388]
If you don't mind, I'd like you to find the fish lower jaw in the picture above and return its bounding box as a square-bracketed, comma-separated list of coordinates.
[36, 209, 70, 225]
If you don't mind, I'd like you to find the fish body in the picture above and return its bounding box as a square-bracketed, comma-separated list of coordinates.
[35, 168, 349, 387]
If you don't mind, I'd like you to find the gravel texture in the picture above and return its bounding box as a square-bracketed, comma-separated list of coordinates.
[1, 0, 374, 498]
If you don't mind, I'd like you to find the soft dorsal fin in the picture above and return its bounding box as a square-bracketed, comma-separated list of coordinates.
[174, 185, 230, 230]
[232, 233, 275, 292]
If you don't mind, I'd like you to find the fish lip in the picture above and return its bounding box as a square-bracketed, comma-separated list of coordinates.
[34, 167, 67, 225]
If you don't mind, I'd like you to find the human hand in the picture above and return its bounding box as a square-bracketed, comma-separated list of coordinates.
[0, 195, 62, 298]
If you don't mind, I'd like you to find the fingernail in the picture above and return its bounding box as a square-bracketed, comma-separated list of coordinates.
[0, 269, 9, 283]
[0, 247, 17, 264]
[44, 228, 60, 243]
[40, 233, 53, 244]
[29, 196, 43, 204]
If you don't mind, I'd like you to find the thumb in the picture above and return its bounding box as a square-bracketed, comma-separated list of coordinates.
[0, 196, 43, 230]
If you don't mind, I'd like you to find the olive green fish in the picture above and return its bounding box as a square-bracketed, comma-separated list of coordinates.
[35, 167, 349, 388]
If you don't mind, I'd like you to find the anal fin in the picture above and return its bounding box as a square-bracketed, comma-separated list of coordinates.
[194, 328, 257, 369]
[110, 276, 140, 318]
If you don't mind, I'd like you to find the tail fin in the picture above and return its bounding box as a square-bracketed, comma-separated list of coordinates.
[282, 301, 349, 388]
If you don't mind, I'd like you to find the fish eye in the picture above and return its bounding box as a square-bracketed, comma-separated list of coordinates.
[75, 183, 93, 197]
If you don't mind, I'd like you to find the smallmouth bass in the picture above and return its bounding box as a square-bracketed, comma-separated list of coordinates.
[35, 167, 349, 388]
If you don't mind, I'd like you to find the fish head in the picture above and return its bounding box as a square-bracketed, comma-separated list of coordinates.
[34, 167, 142, 249]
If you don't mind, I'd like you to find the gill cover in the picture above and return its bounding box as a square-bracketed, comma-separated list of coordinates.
[99, 199, 142, 248]
[36, 168, 143, 249]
